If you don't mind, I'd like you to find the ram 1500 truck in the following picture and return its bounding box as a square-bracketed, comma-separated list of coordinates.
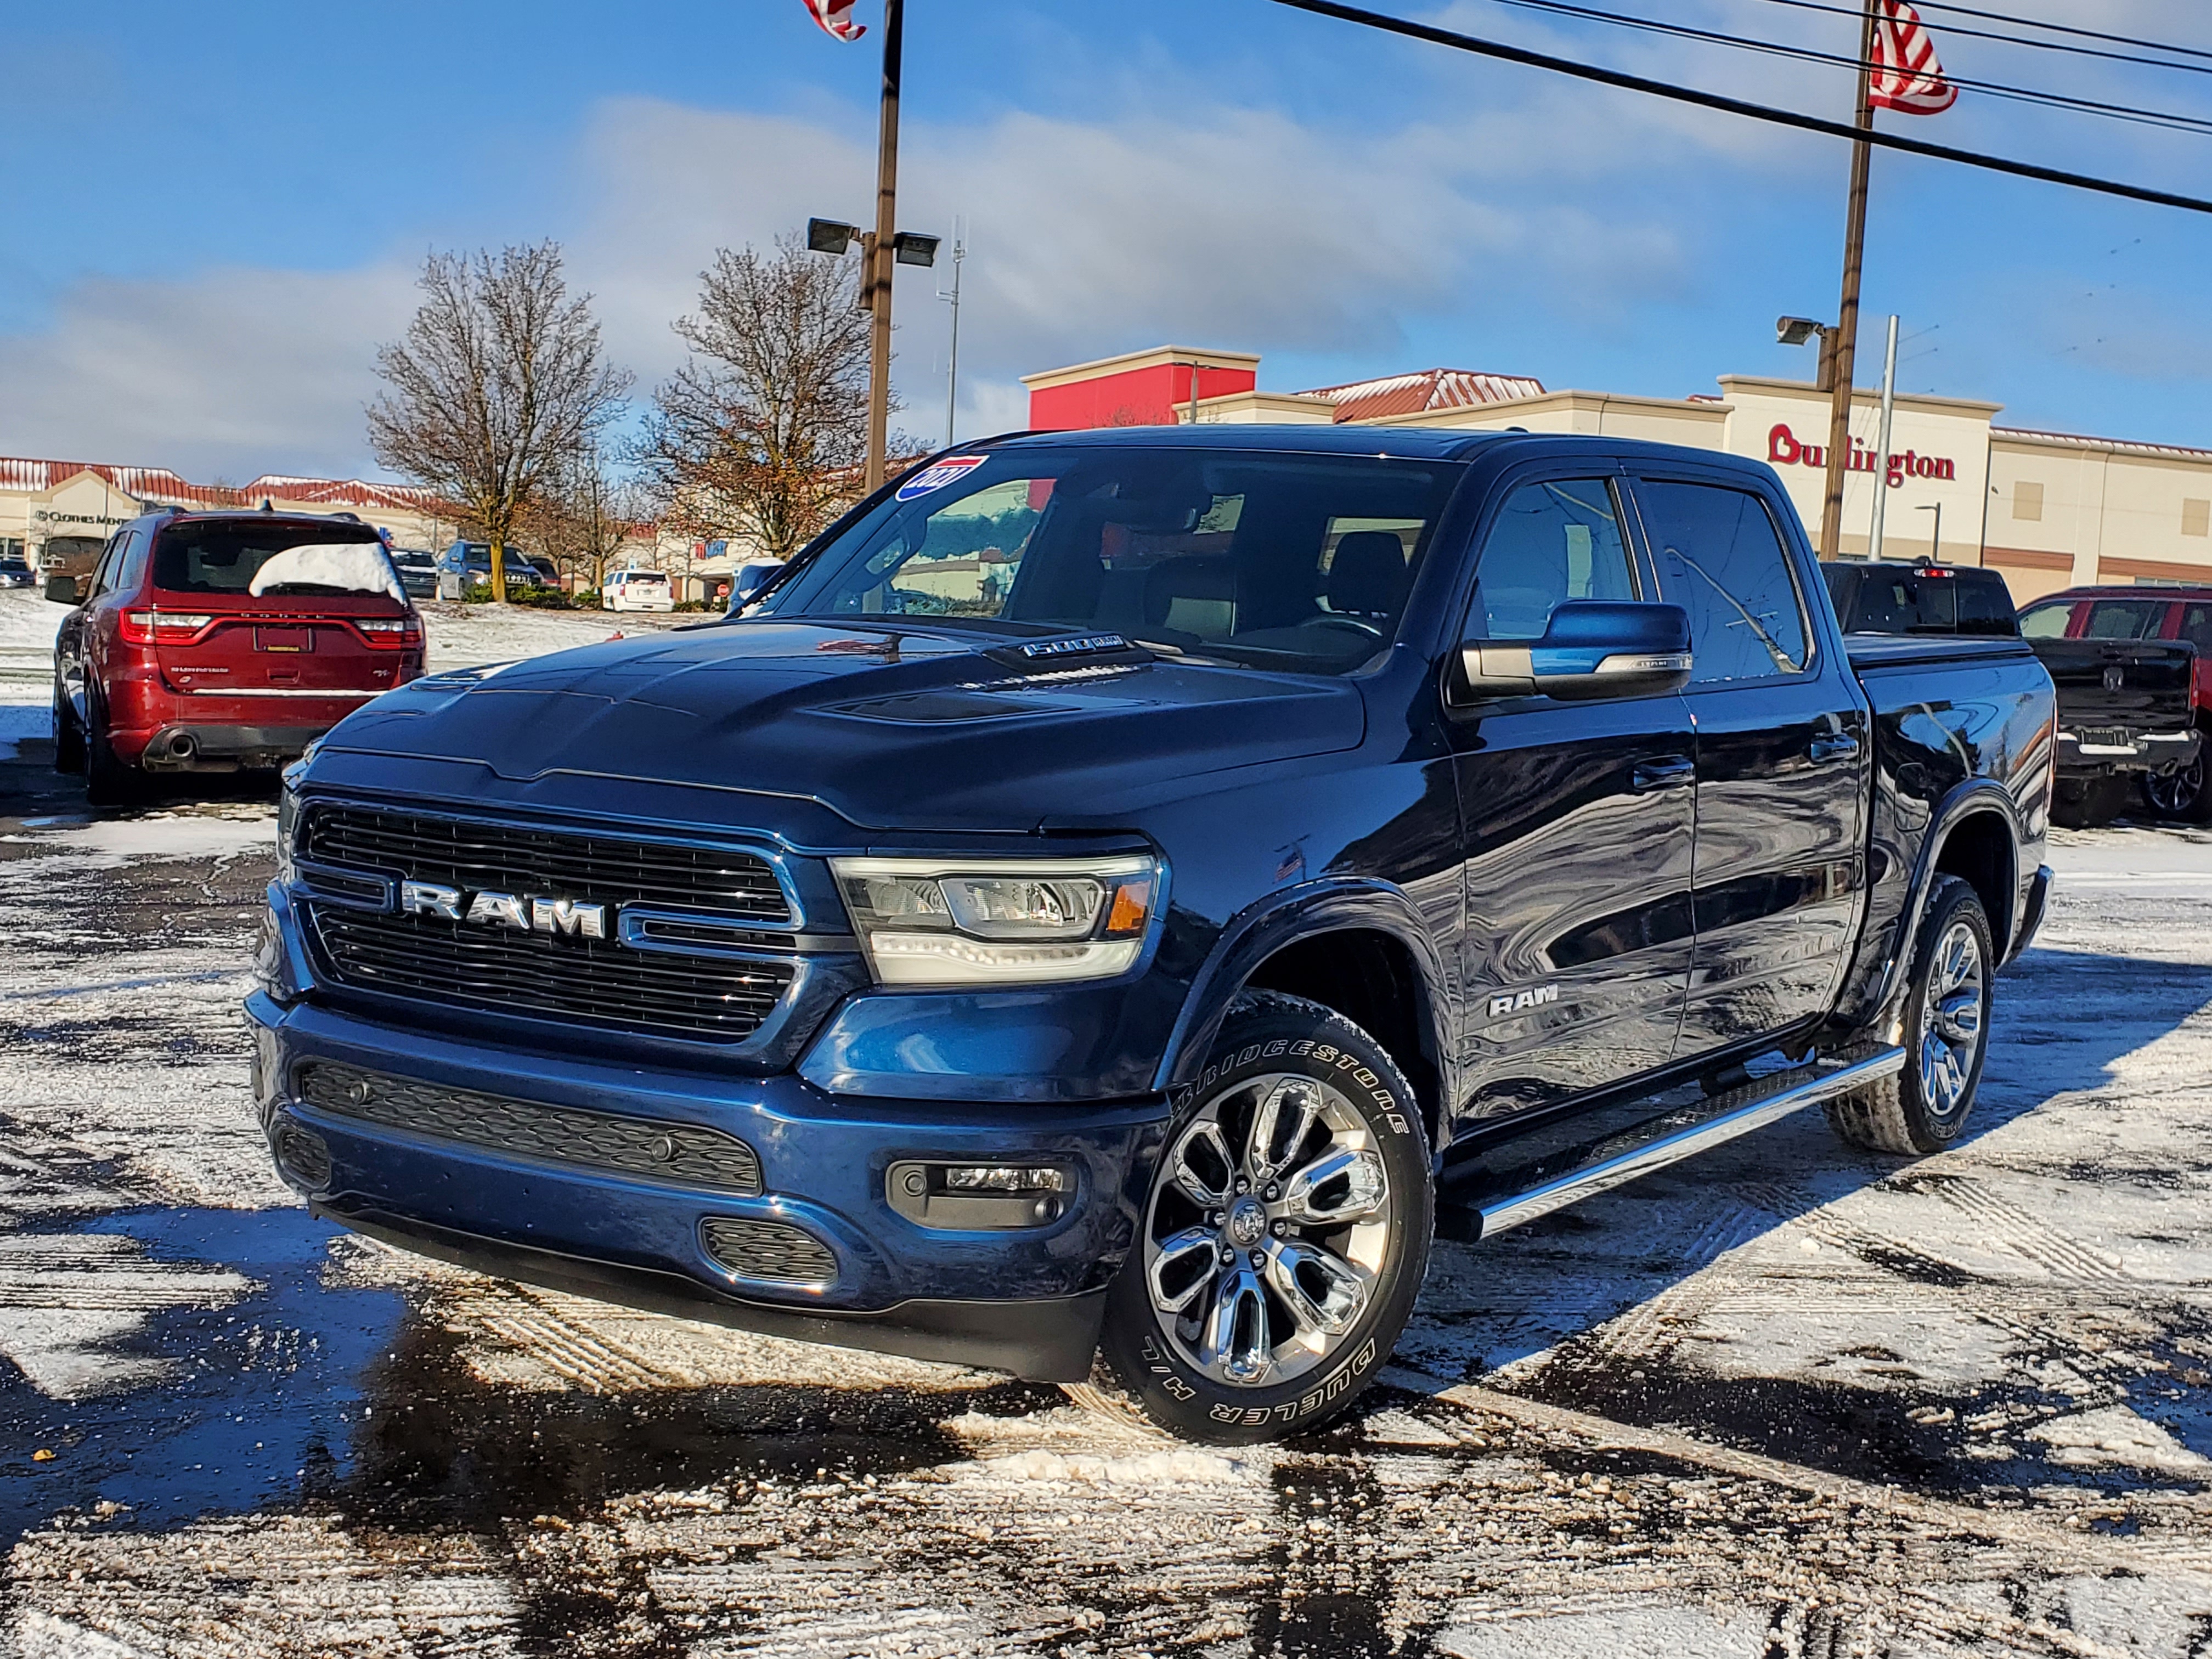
[251, 428, 2055, 1443]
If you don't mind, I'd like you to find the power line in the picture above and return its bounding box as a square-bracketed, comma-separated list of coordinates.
[1740, 0, 2212, 76]
[1262, 0, 2212, 214]
[1894, 0, 2212, 65]
[1473, 0, 2212, 137]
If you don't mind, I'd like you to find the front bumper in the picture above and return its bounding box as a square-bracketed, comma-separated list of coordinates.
[246, 991, 1169, 1381]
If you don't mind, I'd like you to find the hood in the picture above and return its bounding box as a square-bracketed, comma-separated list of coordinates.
[317, 619, 1366, 832]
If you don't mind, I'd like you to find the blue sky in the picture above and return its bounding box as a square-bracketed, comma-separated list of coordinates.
[2, 0, 2208, 479]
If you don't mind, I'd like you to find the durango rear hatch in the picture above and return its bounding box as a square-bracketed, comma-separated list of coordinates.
[144, 518, 424, 700]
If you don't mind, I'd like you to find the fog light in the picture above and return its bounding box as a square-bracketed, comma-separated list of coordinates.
[887, 1160, 1075, 1229]
[943, 1165, 1069, 1194]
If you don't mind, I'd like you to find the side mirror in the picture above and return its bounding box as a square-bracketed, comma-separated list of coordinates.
[1460, 601, 1692, 702]
[44, 575, 80, 606]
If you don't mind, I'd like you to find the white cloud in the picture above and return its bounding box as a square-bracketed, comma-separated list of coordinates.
[0, 263, 417, 480]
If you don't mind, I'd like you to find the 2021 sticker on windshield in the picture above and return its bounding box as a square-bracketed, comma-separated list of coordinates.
[895, 455, 988, 500]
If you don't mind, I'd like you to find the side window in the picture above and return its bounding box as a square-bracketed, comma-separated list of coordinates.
[115, 529, 152, 594]
[1638, 482, 1810, 684]
[2084, 599, 2165, 639]
[2018, 602, 2072, 639]
[84, 536, 125, 600]
[2180, 605, 2212, 652]
[1467, 478, 1635, 640]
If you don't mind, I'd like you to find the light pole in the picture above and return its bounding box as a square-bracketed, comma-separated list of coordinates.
[1915, 500, 1942, 562]
[806, 215, 939, 481]
[1866, 313, 1900, 563]
[938, 218, 966, 450]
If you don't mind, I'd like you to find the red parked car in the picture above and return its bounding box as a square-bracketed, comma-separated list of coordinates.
[49, 509, 425, 805]
[2018, 584, 2212, 820]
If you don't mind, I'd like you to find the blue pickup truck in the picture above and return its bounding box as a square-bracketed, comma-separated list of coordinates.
[251, 427, 2053, 1442]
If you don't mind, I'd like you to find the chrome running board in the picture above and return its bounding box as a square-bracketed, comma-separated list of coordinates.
[1442, 1047, 1907, 1243]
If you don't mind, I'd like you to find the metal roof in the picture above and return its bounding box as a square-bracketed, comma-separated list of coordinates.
[1296, 368, 1548, 425]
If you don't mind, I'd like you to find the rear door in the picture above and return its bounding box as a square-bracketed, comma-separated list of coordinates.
[1630, 474, 1867, 1058]
[1448, 469, 1699, 1120]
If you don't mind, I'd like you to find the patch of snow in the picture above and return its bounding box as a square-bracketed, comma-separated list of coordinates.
[953, 1447, 1249, 1485]
[0, 699, 47, 759]
[2028, 1406, 2212, 1475]
[1, 808, 273, 870]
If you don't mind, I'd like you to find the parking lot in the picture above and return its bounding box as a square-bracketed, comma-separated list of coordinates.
[5, 590, 2212, 1656]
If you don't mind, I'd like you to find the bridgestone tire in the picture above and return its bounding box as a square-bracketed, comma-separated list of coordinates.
[51, 679, 84, 775]
[1099, 991, 1434, 1445]
[1826, 875, 1994, 1156]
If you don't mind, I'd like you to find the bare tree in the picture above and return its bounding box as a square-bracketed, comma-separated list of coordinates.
[522, 444, 653, 594]
[636, 237, 885, 561]
[368, 242, 631, 601]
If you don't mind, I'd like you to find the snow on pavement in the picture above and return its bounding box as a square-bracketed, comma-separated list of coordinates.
[5, 760, 2212, 1648]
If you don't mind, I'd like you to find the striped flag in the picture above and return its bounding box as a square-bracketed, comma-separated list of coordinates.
[1869, 0, 1957, 115]
[800, 0, 866, 41]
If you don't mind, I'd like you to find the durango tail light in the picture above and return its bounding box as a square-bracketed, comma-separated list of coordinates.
[356, 616, 425, 650]
[120, 611, 214, 645]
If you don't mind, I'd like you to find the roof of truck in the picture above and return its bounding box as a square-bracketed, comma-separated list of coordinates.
[981, 424, 1767, 470]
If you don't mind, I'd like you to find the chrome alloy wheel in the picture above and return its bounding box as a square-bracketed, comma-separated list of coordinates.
[1917, 918, 1987, 1122]
[1141, 1073, 1393, 1390]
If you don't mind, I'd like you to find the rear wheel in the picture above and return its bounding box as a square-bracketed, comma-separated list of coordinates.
[2143, 748, 2212, 823]
[50, 678, 84, 774]
[82, 691, 144, 808]
[1826, 875, 1992, 1155]
[1097, 991, 1432, 1444]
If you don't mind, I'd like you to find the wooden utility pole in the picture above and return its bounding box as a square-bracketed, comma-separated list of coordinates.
[1818, 0, 1881, 561]
[864, 0, 904, 494]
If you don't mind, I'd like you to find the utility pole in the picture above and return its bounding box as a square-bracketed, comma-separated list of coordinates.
[864, 0, 904, 493]
[1866, 313, 1900, 563]
[1819, 0, 1881, 561]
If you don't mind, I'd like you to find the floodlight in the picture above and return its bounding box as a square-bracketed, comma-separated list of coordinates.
[1776, 315, 1827, 347]
[808, 217, 861, 256]
[891, 232, 941, 268]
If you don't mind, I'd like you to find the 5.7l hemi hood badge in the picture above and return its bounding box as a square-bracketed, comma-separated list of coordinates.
[401, 880, 609, 939]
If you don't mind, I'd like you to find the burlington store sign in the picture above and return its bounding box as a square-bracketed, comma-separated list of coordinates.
[1766, 422, 1958, 486]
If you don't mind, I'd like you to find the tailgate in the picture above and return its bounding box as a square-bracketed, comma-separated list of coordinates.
[154, 609, 410, 698]
[2032, 639, 2196, 732]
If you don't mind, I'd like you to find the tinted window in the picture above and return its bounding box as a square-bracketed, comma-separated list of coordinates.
[2018, 602, 2072, 639]
[760, 447, 1463, 675]
[1468, 478, 1636, 640]
[1826, 566, 2017, 637]
[1639, 483, 1809, 684]
[2181, 605, 2212, 652]
[153, 521, 389, 596]
[1955, 569, 2018, 635]
[84, 537, 123, 600]
[2084, 599, 2166, 640]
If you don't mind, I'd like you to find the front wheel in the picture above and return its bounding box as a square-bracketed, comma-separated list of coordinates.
[1826, 874, 1993, 1155]
[1099, 991, 1432, 1444]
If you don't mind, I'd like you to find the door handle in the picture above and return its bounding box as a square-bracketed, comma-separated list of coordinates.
[1630, 755, 1696, 792]
[1808, 732, 1862, 764]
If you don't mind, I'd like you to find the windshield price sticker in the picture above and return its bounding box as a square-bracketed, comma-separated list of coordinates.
[895, 455, 989, 500]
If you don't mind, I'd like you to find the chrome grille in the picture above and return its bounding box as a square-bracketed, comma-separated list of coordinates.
[701, 1216, 838, 1286]
[297, 1061, 763, 1193]
[300, 805, 791, 922]
[306, 906, 794, 1041]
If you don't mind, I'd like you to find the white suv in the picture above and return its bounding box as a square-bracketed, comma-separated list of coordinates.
[603, 569, 674, 613]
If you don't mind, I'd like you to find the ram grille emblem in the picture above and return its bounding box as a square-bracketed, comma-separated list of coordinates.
[399, 881, 609, 940]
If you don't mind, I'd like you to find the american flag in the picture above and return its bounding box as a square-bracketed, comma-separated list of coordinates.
[1868, 0, 1957, 115]
[800, 0, 865, 41]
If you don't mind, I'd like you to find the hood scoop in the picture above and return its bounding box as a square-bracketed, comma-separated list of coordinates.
[821, 689, 1088, 725]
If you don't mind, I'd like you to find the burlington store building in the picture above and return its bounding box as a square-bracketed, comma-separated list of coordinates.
[1020, 346, 2212, 603]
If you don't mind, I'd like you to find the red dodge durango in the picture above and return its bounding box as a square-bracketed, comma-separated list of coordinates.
[49, 509, 425, 804]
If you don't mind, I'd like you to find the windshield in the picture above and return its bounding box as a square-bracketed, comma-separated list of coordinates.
[752, 445, 1464, 674]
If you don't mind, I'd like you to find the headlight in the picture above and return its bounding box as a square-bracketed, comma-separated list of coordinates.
[831, 854, 1159, 987]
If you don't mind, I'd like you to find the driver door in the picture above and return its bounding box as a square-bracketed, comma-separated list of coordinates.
[1447, 473, 1697, 1122]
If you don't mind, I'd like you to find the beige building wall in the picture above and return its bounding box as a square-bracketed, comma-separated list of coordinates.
[1985, 431, 2212, 600]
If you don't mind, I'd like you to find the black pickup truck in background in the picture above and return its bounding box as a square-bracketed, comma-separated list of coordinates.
[1824, 559, 2196, 826]
[257, 431, 2057, 1442]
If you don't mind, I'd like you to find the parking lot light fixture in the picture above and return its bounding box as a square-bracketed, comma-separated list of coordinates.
[806, 218, 862, 256]
[891, 232, 939, 267]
